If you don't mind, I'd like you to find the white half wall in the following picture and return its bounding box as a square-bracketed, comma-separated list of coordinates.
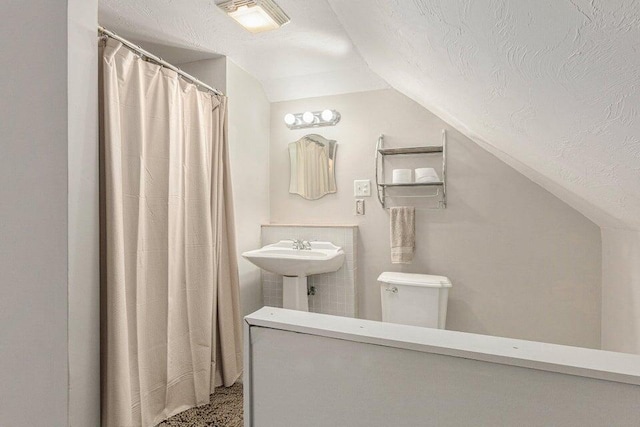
[181, 58, 270, 316]
[245, 308, 640, 427]
[270, 89, 602, 348]
[602, 228, 640, 354]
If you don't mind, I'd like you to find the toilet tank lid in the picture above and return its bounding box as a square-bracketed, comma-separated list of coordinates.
[378, 272, 452, 288]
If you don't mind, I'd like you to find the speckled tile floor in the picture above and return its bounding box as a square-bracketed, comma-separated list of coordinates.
[156, 383, 243, 427]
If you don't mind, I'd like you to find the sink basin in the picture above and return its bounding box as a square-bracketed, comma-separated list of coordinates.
[242, 240, 345, 312]
[242, 240, 345, 277]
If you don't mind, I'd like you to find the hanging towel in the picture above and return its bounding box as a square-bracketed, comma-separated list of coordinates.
[390, 207, 415, 264]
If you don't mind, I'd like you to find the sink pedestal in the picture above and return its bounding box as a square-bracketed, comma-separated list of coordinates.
[282, 276, 309, 311]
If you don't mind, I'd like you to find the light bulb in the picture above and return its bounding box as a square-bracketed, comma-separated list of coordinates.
[284, 113, 296, 125]
[302, 111, 315, 124]
[321, 109, 334, 121]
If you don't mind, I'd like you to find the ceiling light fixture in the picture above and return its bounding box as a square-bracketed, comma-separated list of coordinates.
[283, 110, 341, 130]
[218, 0, 290, 33]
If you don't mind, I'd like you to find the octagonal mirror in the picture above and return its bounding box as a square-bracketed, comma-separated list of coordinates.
[288, 134, 337, 200]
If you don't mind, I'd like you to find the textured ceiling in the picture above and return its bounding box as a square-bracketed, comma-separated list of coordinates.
[98, 0, 388, 101]
[328, 0, 640, 229]
[99, 0, 640, 229]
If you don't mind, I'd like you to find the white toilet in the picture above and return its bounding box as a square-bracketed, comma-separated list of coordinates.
[379, 272, 452, 329]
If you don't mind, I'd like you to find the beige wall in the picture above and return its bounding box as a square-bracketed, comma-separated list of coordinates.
[602, 228, 640, 354]
[182, 58, 270, 316]
[180, 57, 227, 94]
[270, 89, 602, 348]
[226, 60, 270, 316]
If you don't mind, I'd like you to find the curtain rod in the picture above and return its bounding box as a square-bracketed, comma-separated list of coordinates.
[98, 26, 224, 97]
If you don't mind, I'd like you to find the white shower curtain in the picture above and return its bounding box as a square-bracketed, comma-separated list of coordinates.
[100, 38, 242, 427]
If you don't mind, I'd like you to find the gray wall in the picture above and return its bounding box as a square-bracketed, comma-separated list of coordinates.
[270, 89, 602, 348]
[0, 2, 99, 425]
[1, 1, 68, 425]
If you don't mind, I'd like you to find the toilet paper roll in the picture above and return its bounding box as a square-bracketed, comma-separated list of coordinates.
[392, 169, 412, 184]
[415, 168, 439, 182]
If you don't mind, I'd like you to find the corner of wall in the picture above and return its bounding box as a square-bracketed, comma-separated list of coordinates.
[68, 0, 101, 425]
[225, 57, 271, 316]
[179, 56, 228, 94]
[601, 227, 640, 354]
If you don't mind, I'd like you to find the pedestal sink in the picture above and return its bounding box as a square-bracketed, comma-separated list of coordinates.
[242, 240, 345, 311]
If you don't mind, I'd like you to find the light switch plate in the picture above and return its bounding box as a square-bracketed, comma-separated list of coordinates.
[354, 179, 371, 197]
[355, 199, 365, 215]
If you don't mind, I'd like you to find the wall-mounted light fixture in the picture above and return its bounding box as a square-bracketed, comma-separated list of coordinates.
[218, 0, 290, 33]
[284, 109, 341, 129]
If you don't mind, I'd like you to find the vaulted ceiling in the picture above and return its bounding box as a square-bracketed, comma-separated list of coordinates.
[99, 0, 640, 230]
[329, 0, 640, 230]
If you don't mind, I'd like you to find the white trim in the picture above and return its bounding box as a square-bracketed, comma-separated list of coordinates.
[243, 320, 253, 427]
[245, 307, 640, 386]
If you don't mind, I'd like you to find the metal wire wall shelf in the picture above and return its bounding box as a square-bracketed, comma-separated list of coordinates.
[375, 130, 447, 209]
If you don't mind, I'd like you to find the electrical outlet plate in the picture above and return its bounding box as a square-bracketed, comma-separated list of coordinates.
[355, 199, 365, 215]
[354, 179, 371, 197]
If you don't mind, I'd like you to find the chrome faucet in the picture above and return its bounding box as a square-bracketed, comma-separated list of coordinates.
[292, 239, 312, 250]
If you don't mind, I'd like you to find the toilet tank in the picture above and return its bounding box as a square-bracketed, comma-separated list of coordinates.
[379, 272, 452, 329]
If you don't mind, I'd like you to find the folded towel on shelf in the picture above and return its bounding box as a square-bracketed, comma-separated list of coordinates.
[390, 206, 415, 264]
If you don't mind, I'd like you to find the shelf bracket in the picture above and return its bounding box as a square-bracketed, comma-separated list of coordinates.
[374, 130, 448, 210]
